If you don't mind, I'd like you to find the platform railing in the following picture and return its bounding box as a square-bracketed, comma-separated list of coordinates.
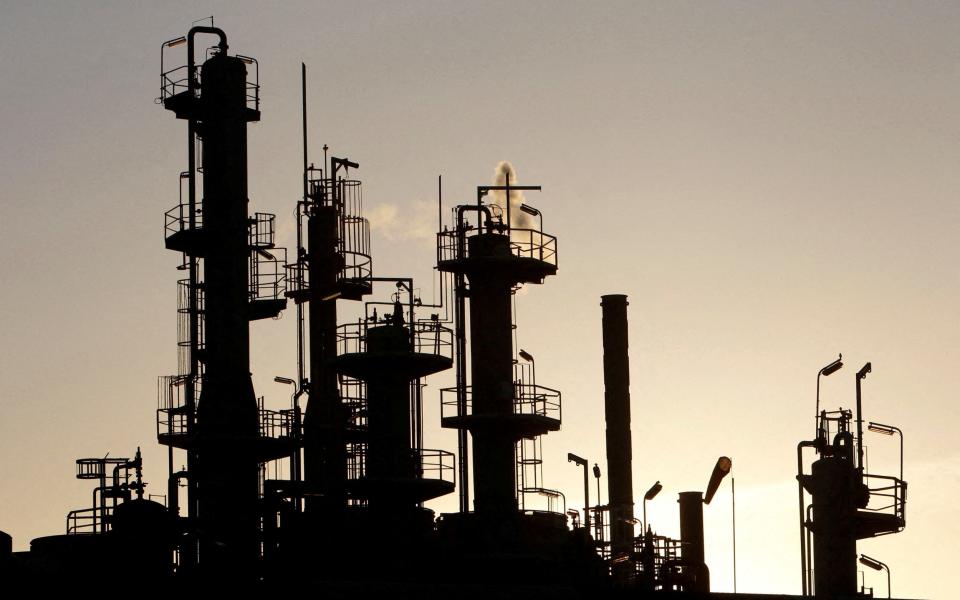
[284, 252, 371, 298]
[258, 405, 293, 440]
[440, 383, 562, 422]
[339, 377, 368, 431]
[863, 473, 907, 525]
[248, 212, 276, 249]
[346, 441, 368, 481]
[417, 448, 456, 485]
[250, 247, 288, 302]
[164, 200, 203, 239]
[159, 64, 192, 104]
[436, 226, 557, 268]
[66, 507, 111, 535]
[335, 319, 454, 360]
[157, 374, 198, 438]
[160, 57, 259, 113]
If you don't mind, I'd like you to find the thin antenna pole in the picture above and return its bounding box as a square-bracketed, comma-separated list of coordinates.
[302, 63, 308, 202]
[295, 64, 308, 505]
[732, 477, 738, 593]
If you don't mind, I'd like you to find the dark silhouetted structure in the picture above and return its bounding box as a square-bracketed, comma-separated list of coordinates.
[0, 25, 918, 599]
[601, 294, 635, 564]
[798, 362, 907, 597]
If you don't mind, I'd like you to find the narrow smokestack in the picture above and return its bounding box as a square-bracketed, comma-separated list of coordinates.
[679, 491, 710, 592]
[601, 294, 635, 557]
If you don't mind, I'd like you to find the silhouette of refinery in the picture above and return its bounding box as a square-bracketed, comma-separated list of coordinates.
[0, 26, 916, 598]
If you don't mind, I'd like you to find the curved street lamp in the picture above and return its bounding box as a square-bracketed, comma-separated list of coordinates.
[815, 354, 843, 438]
[643, 480, 662, 533]
[859, 554, 891, 599]
[868, 421, 904, 482]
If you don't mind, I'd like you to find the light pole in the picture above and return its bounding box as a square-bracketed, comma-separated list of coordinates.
[593, 463, 602, 510]
[567, 452, 590, 529]
[592, 464, 602, 540]
[860, 554, 891, 599]
[868, 421, 904, 482]
[815, 354, 844, 438]
[519, 348, 535, 382]
[855, 362, 872, 474]
[642, 480, 662, 534]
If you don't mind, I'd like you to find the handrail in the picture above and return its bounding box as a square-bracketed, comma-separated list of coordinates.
[335, 320, 454, 360]
[159, 29, 260, 114]
[259, 407, 293, 440]
[164, 200, 203, 239]
[440, 384, 562, 422]
[437, 226, 557, 268]
[417, 448, 456, 485]
[66, 506, 112, 535]
[862, 473, 907, 524]
[519, 487, 567, 514]
[156, 374, 198, 438]
[250, 247, 288, 302]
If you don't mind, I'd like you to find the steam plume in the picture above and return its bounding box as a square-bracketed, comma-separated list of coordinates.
[491, 161, 533, 228]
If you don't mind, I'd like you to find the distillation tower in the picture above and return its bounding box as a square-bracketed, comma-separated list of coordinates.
[157, 26, 291, 577]
[434, 180, 582, 581]
[798, 361, 908, 597]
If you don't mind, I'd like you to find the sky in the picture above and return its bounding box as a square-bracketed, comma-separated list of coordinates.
[1, 1, 958, 597]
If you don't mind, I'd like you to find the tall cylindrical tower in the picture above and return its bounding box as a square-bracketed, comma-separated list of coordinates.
[192, 51, 261, 574]
[467, 234, 523, 513]
[160, 28, 289, 577]
[601, 294, 635, 558]
[438, 188, 560, 518]
[304, 203, 344, 510]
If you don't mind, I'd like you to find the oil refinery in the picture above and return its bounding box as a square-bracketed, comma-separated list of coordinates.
[0, 25, 922, 599]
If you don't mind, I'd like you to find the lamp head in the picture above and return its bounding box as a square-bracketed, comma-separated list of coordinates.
[868, 422, 896, 436]
[859, 554, 884, 571]
[820, 354, 844, 377]
[519, 203, 540, 216]
[644, 481, 663, 501]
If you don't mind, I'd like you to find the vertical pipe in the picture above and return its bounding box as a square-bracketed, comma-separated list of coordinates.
[798, 440, 816, 596]
[455, 270, 469, 512]
[855, 363, 871, 475]
[600, 294, 635, 557]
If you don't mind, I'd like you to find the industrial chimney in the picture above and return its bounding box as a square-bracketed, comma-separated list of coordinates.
[679, 491, 710, 592]
[601, 294, 635, 559]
